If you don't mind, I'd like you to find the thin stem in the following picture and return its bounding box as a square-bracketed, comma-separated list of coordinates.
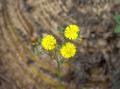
[57, 59, 61, 79]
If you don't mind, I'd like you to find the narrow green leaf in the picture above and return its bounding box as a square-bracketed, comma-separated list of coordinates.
[114, 25, 120, 36]
[114, 25, 120, 33]
[114, 15, 120, 24]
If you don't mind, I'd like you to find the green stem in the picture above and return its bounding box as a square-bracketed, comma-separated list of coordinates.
[57, 59, 61, 79]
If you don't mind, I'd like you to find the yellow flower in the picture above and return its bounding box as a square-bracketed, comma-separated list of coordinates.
[60, 42, 76, 59]
[41, 35, 56, 51]
[65, 24, 79, 40]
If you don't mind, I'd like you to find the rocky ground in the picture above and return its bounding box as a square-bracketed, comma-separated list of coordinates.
[0, 0, 120, 89]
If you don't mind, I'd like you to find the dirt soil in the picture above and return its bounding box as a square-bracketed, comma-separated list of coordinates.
[0, 0, 120, 89]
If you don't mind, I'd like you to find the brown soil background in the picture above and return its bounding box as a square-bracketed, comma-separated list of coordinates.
[0, 0, 120, 89]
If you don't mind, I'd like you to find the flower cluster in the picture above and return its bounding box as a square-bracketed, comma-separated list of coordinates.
[41, 24, 81, 59]
[39, 24, 82, 78]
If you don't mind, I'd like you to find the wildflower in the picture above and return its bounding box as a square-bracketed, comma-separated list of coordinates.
[60, 42, 76, 58]
[41, 35, 56, 51]
[64, 24, 79, 40]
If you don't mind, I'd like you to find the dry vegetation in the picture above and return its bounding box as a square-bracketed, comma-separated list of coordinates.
[0, 0, 120, 89]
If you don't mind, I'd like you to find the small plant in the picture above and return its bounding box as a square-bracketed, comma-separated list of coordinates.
[32, 24, 83, 79]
